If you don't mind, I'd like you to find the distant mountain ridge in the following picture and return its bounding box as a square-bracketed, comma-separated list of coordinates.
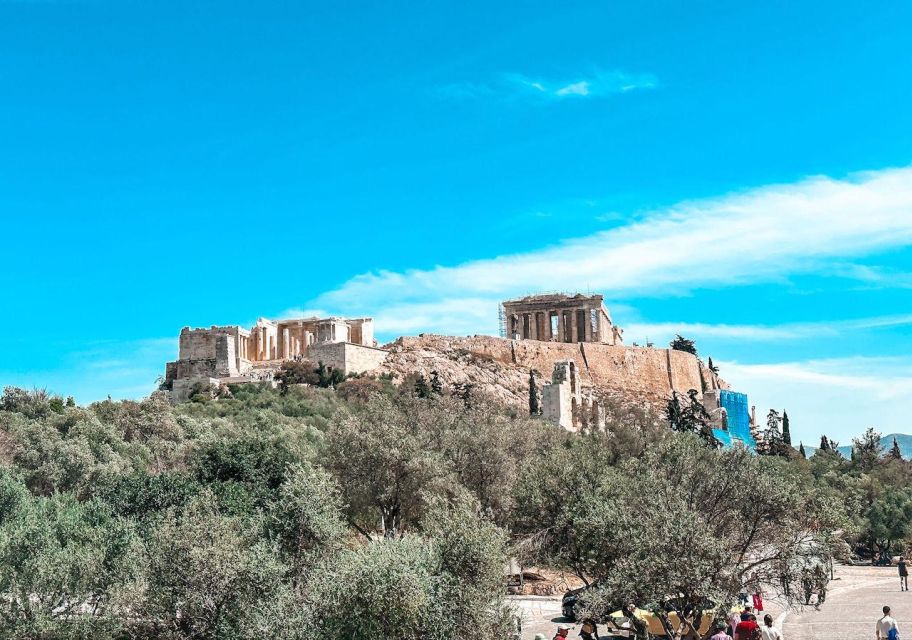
[802, 433, 912, 459]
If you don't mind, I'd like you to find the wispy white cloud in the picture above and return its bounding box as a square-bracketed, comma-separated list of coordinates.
[371, 298, 497, 338]
[504, 70, 656, 100]
[623, 314, 912, 344]
[718, 356, 912, 441]
[277, 308, 330, 320]
[314, 166, 912, 335]
[722, 357, 912, 396]
[555, 81, 590, 97]
[829, 262, 912, 289]
[442, 68, 657, 103]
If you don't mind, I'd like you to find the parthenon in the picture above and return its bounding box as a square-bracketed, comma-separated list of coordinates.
[501, 293, 624, 345]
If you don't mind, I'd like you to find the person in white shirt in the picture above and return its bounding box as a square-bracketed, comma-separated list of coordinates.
[877, 605, 899, 640]
[761, 614, 782, 640]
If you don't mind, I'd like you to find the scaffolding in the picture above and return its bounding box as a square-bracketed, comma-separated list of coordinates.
[497, 304, 507, 338]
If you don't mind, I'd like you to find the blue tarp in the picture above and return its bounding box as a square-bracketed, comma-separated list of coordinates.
[712, 390, 756, 450]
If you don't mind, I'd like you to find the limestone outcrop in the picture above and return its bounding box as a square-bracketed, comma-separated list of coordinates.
[376, 334, 727, 413]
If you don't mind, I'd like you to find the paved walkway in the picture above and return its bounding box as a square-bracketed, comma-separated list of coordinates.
[784, 565, 903, 640]
[512, 565, 907, 639]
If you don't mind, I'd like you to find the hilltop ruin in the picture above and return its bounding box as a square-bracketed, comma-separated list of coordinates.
[163, 315, 387, 402]
[161, 293, 755, 447]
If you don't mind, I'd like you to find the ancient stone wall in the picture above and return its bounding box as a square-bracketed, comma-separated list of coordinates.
[179, 328, 221, 360]
[171, 359, 219, 380]
[513, 341, 593, 383]
[380, 334, 725, 410]
[215, 334, 239, 377]
[307, 341, 389, 376]
[340, 343, 388, 374]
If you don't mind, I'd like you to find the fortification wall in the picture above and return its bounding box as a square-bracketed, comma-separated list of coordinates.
[381, 334, 723, 406]
[512, 341, 594, 384]
[179, 328, 220, 360]
[215, 335, 238, 377]
[308, 342, 389, 376]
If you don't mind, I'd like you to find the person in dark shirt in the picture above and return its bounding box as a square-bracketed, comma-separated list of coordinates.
[899, 556, 909, 591]
[579, 618, 600, 640]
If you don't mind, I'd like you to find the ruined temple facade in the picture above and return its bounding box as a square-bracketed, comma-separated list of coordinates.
[541, 360, 605, 433]
[164, 315, 387, 401]
[502, 293, 623, 345]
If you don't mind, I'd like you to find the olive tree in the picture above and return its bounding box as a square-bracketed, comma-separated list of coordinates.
[131, 492, 290, 639]
[515, 434, 841, 626]
[864, 488, 912, 557]
[0, 471, 141, 638]
[324, 393, 452, 538]
[304, 496, 510, 640]
[268, 462, 349, 580]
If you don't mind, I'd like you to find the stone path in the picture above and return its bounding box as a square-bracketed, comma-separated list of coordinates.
[509, 594, 564, 639]
[784, 565, 902, 640]
[512, 565, 906, 639]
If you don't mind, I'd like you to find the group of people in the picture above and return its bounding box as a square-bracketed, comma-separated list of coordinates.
[716, 605, 782, 640]
[538, 603, 648, 640]
[532, 561, 910, 640]
[538, 603, 781, 640]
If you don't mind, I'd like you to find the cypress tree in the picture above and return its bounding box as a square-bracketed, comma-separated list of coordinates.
[782, 410, 792, 447]
[414, 375, 431, 398]
[430, 370, 443, 395]
[891, 437, 903, 460]
[528, 369, 540, 416]
[819, 435, 830, 452]
[799, 441, 807, 458]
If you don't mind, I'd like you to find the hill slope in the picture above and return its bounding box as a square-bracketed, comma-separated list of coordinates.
[375, 334, 727, 411]
[803, 433, 912, 459]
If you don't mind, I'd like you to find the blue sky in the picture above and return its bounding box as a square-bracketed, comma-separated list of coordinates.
[1, 1, 911, 444]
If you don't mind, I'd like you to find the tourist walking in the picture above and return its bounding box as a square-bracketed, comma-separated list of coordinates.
[729, 606, 749, 636]
[760, 614, 782, 640]
[734, 613, 760, 640]
[876, 605, 900, 640]
[900, 556, 909, 592]
[710, 620, 733, 640]
[813, 564, 828, 608]
[579, 617, 600, 640]
[553, 623, 571, 640]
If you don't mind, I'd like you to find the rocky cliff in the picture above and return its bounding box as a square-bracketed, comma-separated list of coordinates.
[375, 334, 727, 410]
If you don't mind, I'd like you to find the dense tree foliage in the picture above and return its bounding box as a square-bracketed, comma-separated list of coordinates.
[515, 435, 846, 622]
[0, 381, 907, 637]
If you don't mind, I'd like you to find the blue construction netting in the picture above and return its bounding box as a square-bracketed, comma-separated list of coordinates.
[712, 390, 756, 451]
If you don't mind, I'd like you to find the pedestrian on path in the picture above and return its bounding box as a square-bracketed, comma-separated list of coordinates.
[554, 623, 571, 640]
[899, 556, 909, 592]
[729, 606, 751, 636]
[876, 605, 900, 640]
[760, 614, 782, 640]
[579, 617, 600, 640]
[734, 614, 760, 640]
[710, 620, 733, 640]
